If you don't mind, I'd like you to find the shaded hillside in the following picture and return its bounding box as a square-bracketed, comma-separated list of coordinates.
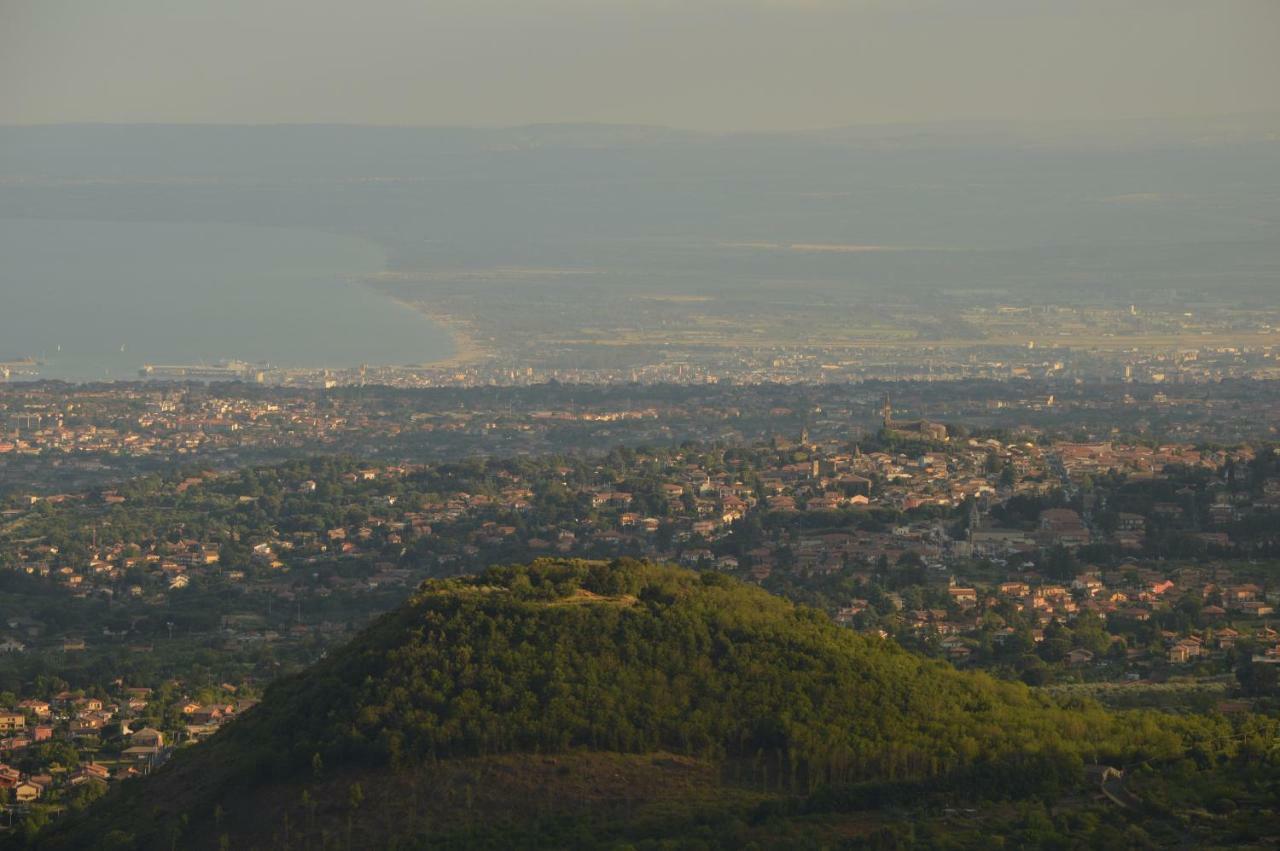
[38, 559, 1197, 849]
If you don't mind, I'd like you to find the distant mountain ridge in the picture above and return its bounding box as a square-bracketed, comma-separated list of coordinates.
[4, 112, 1279, 182]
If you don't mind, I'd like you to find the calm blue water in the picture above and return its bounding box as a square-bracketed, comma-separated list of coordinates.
[0, 219, 453, 381]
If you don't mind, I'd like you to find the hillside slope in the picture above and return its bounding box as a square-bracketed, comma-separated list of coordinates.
[38, 559, 1189, 849]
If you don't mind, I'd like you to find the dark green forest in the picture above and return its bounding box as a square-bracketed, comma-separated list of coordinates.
[31, 560, 1280, 849]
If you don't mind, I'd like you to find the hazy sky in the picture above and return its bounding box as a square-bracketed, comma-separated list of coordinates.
[4, 0, 1279, 131]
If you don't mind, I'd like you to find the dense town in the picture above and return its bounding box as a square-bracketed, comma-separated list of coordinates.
[4, 377, 1280, 496]
[357, 286, 1280, 389]
[0, 380, 1279, 830]
[11, 336, 1280, 391]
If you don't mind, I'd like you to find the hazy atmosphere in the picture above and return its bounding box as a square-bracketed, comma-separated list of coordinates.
[5, 4, 1280, 849]
[5, 0, 1280, 130]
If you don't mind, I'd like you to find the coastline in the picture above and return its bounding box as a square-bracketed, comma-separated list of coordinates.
[403, 304, 491, 369]
[365, 271, 494, 369]
[368, 285, 491, 368]
[2, 218, 456, 381]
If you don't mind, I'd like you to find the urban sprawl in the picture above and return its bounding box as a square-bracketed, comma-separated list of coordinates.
[0, 376, 1278, 824]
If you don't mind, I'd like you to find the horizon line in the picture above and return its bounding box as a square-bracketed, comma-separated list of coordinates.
[3, 110, 1280, 137]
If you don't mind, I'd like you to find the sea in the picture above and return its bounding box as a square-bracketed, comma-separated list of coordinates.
[0, 218, 453, 381]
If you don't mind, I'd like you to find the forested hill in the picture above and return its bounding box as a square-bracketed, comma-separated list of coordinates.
[36, 560, 1213, 849]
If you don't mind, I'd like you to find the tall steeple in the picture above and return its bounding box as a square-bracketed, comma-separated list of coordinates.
[881, 394, 892, 428]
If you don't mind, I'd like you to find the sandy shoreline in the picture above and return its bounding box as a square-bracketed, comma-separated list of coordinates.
[363, 271, 494, 369]
[404, 304, 491, 368]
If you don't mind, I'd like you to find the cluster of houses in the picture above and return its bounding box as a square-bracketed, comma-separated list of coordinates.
[1054, 441, 1227, 482]
[0, 430, 1262, 618]
[0, 390, 391, 459]
[3, 424, 1275, 686]
[833, 557, 1280, 670]
[0, 684, 259, 807]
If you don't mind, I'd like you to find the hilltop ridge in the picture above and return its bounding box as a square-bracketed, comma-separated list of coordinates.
[37, 559, 1197, 848]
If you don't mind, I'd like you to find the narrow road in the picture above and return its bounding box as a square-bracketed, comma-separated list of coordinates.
[1101, 774, 1141, 809]
[1101, 770, 1201, 849]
